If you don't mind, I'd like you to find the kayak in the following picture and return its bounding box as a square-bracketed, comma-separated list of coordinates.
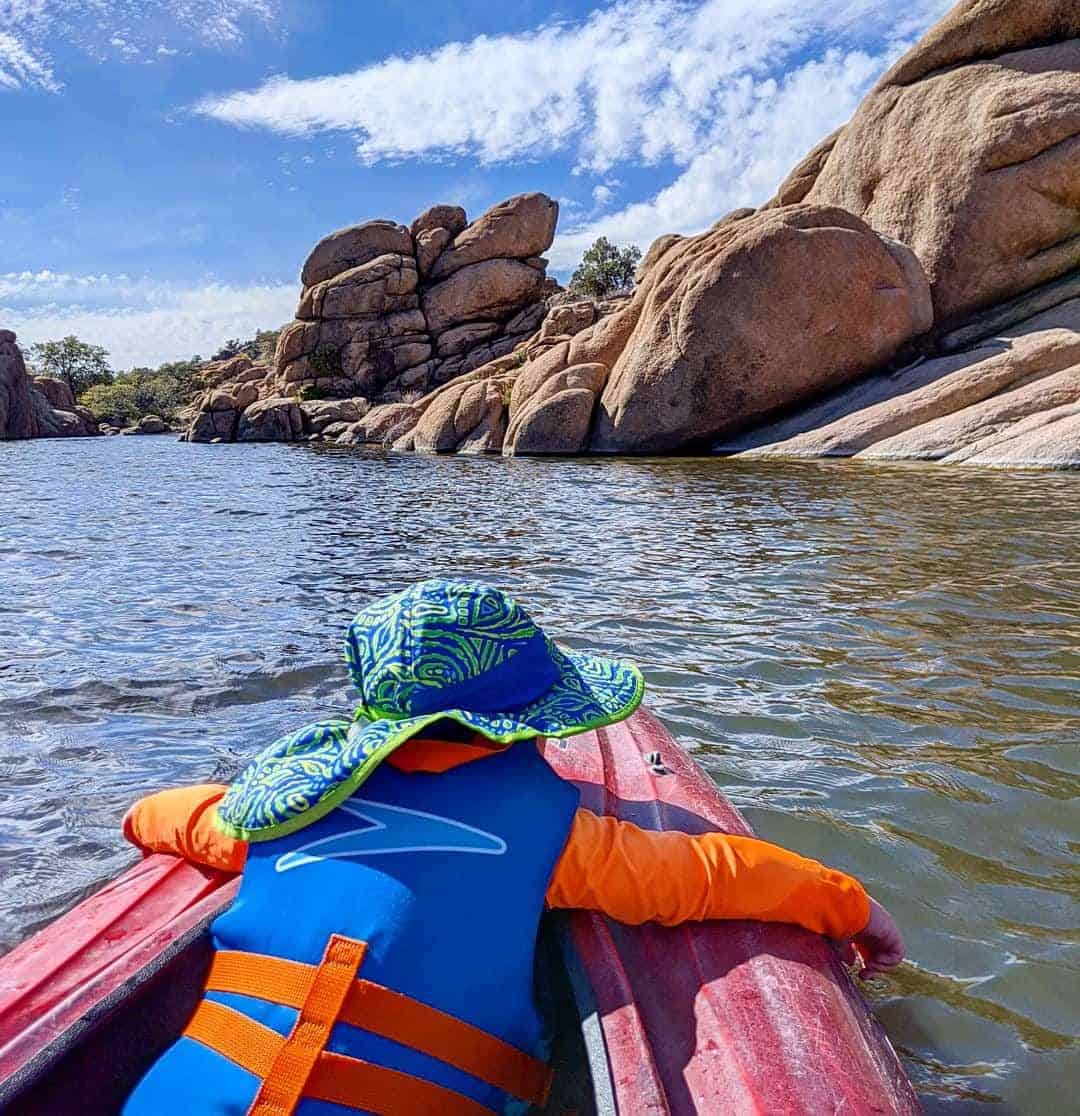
[0, 706, 920, 1114]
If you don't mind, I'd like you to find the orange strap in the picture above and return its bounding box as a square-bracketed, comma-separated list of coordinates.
[248, 933, 366, 1116]
[184, 999, 492, 1116]
[205, 949, 551, 1108]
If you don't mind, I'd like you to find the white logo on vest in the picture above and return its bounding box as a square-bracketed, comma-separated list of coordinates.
[274, 798, 508, 872]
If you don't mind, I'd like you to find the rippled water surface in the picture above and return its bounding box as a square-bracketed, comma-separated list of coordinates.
[1, 436, 1077, 1111]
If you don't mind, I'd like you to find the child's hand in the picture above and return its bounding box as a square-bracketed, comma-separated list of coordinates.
[839, 897, 905, 979]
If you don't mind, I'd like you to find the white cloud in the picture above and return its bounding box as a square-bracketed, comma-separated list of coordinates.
[2, 271, 296, 367]
[193, 0, 952, 265]
[195, 0, 949, 165]
[0, 1, 277, 91]
[548, 46, 892, 268]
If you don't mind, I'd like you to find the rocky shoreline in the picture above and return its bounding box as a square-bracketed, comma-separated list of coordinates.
[0, 331, 100, 440]
[3, 0, 1079, 468]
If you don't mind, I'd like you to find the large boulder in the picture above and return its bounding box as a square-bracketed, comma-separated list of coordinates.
[410, 204, 467, 239]
[299, 397, 370, 435]
[422, 259, 547, 335]
[802, 0, 1080, 326]
[505, 362, 607, 455]
[407, 378, 508, 454]
[581, 205, 931, 453]
[302, 254, 419, 321]
[506, 388, 597, 456]
[0, 330, 36, 439]
[122, 414, 168, 435]
[29, 391, 98, 437]
[236, 397, 304, 442]
[32, 376, 76, 411]
[301, 220, 413, 287]
[429, 194, 558, 281]
[188, 408, 239, 443]
[336, 402, 421, 446]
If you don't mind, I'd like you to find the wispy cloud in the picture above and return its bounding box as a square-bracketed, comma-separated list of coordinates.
[194, 0, 950, 167]
[0, 0, 277, 92]
[0, 27, 59, 91]
[547, 45, 894, 268]
[2, 270, 296, 368]
[193, 0, 951, 264]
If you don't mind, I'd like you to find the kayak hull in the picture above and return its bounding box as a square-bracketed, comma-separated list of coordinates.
[543, 707, 920, 1114]
[0, 707, 920, 1114]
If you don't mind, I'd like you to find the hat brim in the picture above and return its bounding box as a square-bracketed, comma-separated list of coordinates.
[216, 646, 643, 842]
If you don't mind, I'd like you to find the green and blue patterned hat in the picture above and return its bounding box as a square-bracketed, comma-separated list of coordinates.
[217, 579, 644, 841]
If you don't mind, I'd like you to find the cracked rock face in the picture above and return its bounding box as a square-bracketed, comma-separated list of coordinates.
[274, 193, 558, 403]
[802, 0, 1080, 326]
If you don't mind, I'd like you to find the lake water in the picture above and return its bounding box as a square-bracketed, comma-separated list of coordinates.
[1, 435, 1077, 1111]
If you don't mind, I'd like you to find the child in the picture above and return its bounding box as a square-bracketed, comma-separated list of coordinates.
[122, 579, 903, 1116]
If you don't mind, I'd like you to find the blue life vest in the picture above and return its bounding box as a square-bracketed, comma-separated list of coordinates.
[124, 740, 579, 1116]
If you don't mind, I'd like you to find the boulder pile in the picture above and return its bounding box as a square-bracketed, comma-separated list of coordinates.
[0, 331, 100, 440]
[184, 193, 559, 443]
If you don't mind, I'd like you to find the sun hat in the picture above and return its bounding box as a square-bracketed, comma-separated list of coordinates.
[216, 579, 644, 841]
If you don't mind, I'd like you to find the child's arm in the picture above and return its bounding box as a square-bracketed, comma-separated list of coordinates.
[547, 808, 899, 971]
[122, 784, 247, 872]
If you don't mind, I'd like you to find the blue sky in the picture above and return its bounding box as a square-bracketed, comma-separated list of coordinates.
[1, 0, 952, 368]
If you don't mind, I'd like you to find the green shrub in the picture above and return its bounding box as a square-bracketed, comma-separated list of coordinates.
[569, 237, 642, 298]
[80, 381, 140, 425]
[309, 347, 342, 378]
[79, 363, 201, 425]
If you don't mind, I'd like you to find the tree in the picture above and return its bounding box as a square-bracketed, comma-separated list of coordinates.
[211, 330, 279, 362]
[569, 237, 642, 298]
[211, 338, 244, 361]
[30, 336, 113, 395]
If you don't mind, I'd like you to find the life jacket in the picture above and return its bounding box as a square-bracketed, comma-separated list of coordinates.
[123, 739, 579, 1116]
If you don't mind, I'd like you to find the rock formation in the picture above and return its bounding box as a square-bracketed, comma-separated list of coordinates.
[185, 193, 558, 444]
[0, 331, 100, 440]
[275, 191, 556, 401]
[349, 206, 928, 458]
[121, 414, 169, 435]
[182, 0, 1078, 468]
[294, 207, 931, 459]
[583, 206, 932, 453]
[796, 0, 1080, 327]
[717, 295, 1080, 468]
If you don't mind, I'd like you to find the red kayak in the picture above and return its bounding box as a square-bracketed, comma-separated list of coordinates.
[0, 707, 920, 1114]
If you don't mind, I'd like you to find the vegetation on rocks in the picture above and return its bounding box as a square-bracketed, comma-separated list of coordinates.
[211, 329, 280, 363]
[29, 336, 112, 396]
[80, 359, 202, 426]
[569, 238, 642, 299]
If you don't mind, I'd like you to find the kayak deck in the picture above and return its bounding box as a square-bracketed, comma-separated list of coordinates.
[0, 706, 919, 1114]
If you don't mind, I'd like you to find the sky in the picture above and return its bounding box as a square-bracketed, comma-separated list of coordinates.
[1, 0, 954, 369]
